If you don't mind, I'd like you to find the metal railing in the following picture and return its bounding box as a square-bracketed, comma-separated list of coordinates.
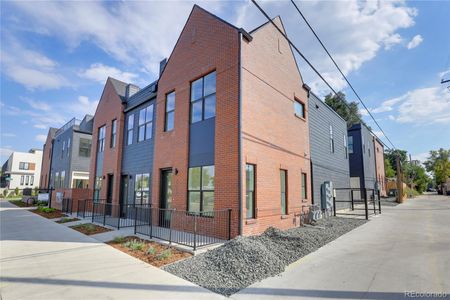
[77, 199, 106, 218]
[333, 188, 381, 220]
[134, 207, 232, 250]
[61, 198, 73, 213]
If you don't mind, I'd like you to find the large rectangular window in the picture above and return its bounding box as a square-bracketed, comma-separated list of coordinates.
[135, 173, 150, 205]
[294, 99, 306, 118]
[344, 134, 348, 158]
[67, 138, 71, 157]
[30, 175, 34, 186]
[98, 126, 106, 152]
[55, 172, 59, 188]
[138, 105, 153, 142]
[94, 176, 102, 201]
[127, 114, 134, 145]
[60, 171, 65, 188]
[110, 119, 117, 148]
[79, 138, 91, 157]
[188, 165, 215, 213]
[20, 175, 24, 185]
[348, 135, 354, 154]
[280, 170, 287, 215]
[329, 125, 334, 153]
[301, 172, 307, 200]
[246, 164, 256, 219]
[165, 92, 175, 131]
[190, 71, 216, 123]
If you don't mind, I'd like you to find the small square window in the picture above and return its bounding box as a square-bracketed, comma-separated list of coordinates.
[294, 100, 305, 118]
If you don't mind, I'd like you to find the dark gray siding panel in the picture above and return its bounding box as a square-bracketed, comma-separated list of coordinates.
[121, 99, 156, 204]
[50, 129, 73, 188]
[308, 93, 350, 209]
[189, 117, 215, 167]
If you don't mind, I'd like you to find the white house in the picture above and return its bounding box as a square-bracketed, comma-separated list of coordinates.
[1, 149, 43, 190]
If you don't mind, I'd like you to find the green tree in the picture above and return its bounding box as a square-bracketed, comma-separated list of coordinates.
[385, 149, 408, 173]
[424, 148, 450, 185]
[385, 158, 396, 177]
[404, 163, 431, 193]
[324, 92, 363, 128]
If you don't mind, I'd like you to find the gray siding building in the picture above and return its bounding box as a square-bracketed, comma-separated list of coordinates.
[348, 123, 377, 192]
[50, 115, 93, 189]
[308, 91, 351, 210]
[121, 82, 157, 205]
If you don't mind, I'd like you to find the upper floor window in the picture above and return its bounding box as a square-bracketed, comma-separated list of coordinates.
[348, 136, 354, 154]
[329, 125, 334, 153]
[191, 71, 216, 123]
[165, 92, 175, 131]
[19, 162, 30, 170]
[62, 140, 65, 158]
[98, 126, 106, 152]
[294, 100, 305, 119]
[110, 119, 117, 148]
[79, 138, 91, 157]
[25, 175, 29, 185]
[344, 134, 348, 158]
[67, 138, 71, 157]
[138, 105, 153, 142]
[20, 175, 24, 185]
[127, 114, 134, 145]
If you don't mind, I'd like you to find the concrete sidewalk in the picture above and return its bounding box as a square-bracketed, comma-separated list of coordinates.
[232, 194, 450, 300]
[0, 200, 225, 300]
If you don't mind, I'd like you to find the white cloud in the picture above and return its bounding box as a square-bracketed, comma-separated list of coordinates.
[406, 34, 423, 49]
[439, 69, 450, 79]
[22, 97, 52, 112]
[0, 147, 14, 157]
[411, 152, 429, 163]
[35, 134, 47, 143]
[9, 1, 226, 76]
[79, 63, 138, 84]
[68, 96, 99, 116]
[0, 39, 69, 90]
[379, 86, 450, 124]
[234, 1, 418, 93]
[372, 130, 385, 138]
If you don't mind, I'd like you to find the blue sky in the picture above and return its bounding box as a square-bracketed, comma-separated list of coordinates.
[1, 0, 449, 165]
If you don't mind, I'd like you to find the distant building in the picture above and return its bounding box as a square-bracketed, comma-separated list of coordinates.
[308, 91, 351, 210]
[39, 127, 58, 189]
[373, 138, 386, 197]
[1, 149, 43, 190]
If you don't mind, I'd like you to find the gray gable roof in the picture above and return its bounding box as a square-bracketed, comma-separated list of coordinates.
[108, 77, 128, 100]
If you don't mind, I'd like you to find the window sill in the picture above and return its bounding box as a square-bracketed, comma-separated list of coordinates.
[281, 215, 289, 219]
[302, 199, 308, 203]
[245, 219, 257, 225]
[294, 114, 307, 122]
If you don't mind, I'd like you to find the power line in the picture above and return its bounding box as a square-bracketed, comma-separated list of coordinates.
[249, 0, 393, 150]
[289, 0, 396, 150]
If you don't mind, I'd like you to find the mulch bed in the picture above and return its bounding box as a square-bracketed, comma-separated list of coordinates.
[107, 236, 192, 267]
[56, 217, 80, 224]
[70, 223, 112, 235]
[31, 209, 66, 219]
[9, 200, 32, 207]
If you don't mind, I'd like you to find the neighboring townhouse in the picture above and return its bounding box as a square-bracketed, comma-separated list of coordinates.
[121, 81, 157, 206]
[1, 149, 43, 190]
[373, 137, 387, 197]
[49, 115, 93, 208]
[88, 78, 130, 205]
[307, 91, 351, 210]
[348, 123, 377, 194]
[39, 127, 58, 189]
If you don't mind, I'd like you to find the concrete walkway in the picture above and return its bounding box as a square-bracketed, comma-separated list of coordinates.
[232, 194, 450, 300]
[0, 201, 225, 300]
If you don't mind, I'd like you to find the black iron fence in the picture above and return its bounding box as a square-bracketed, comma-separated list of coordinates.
[61, 198, 73, 214]
[333, 188, 381, 220]
[135, 207, 232, 250]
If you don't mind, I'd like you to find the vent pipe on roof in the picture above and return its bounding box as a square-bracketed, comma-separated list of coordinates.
[160, 58, 167, 76]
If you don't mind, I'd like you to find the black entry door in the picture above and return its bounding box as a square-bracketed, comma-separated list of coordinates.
[160, 169, 173, 227]
[120, 175, 129, 217]
[106, 174, 114, 215]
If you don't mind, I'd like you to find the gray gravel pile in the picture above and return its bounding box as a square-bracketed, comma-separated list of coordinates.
[163, 217, 367, 296]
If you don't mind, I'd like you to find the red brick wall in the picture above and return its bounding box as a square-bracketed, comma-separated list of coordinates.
[374, 139, 386, 197]
[152, 6, 241, 237]
[40, 130, 54, 189]
[241, 18, 311, 235]
[88, 79, 125, 205]
[51, 188, 92, 211]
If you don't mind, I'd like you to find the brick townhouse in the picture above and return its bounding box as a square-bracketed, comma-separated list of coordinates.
[88, 5, 311, 237]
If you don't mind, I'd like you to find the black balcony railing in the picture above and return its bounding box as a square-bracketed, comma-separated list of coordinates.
[333, 188, 381, 220]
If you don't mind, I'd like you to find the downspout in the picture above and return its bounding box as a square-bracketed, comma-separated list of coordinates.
[238, 31, 243, 236]
[48, 139, 54, 208]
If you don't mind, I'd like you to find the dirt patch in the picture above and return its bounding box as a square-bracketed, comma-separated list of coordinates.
[9, 200, 32, 207]
[31, 209, 66, 219]
[107, 236, 192, 267]
[70, 223, 112, 235]
[56, 217, 80, 224]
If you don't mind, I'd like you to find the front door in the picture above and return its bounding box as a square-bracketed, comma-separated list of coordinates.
[160, 169, 173, 227]
[106, 174, 114, 215]
[120, 175, 129, 217]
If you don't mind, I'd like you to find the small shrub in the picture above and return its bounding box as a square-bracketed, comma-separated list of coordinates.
[147, 246, 156, 255]
[2, 190, 8, 197]
[14, 187, 19, 196]
[156, 249, 172, 260]
[112, 236, 126, 243]
[123, 239, 144, 251]
[37, 201, 48, 206]
[81, 224, 97, 232]
[38, 206, 56, 213]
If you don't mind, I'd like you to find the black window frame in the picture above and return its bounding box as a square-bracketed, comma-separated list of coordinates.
[165, 92, 175, 132]
[127, 114, 134, 145]
[301, 172, 307, 200]
[110, 119, 117, 148]
[190, 71, 216, 124]
[79, 138, 91, 157]
[97, 125, 106, 153]
[138, 105, 154, 142]
[280, 169, 288, 215]
[329, 124, 334, 153]
[188, 165, 215, 216]
[245, 164, 256, 219]
[134, 173, 150, 205]
[294, 99, 306, 119]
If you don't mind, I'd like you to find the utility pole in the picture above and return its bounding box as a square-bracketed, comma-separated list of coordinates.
[396, 155, 403, 203]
